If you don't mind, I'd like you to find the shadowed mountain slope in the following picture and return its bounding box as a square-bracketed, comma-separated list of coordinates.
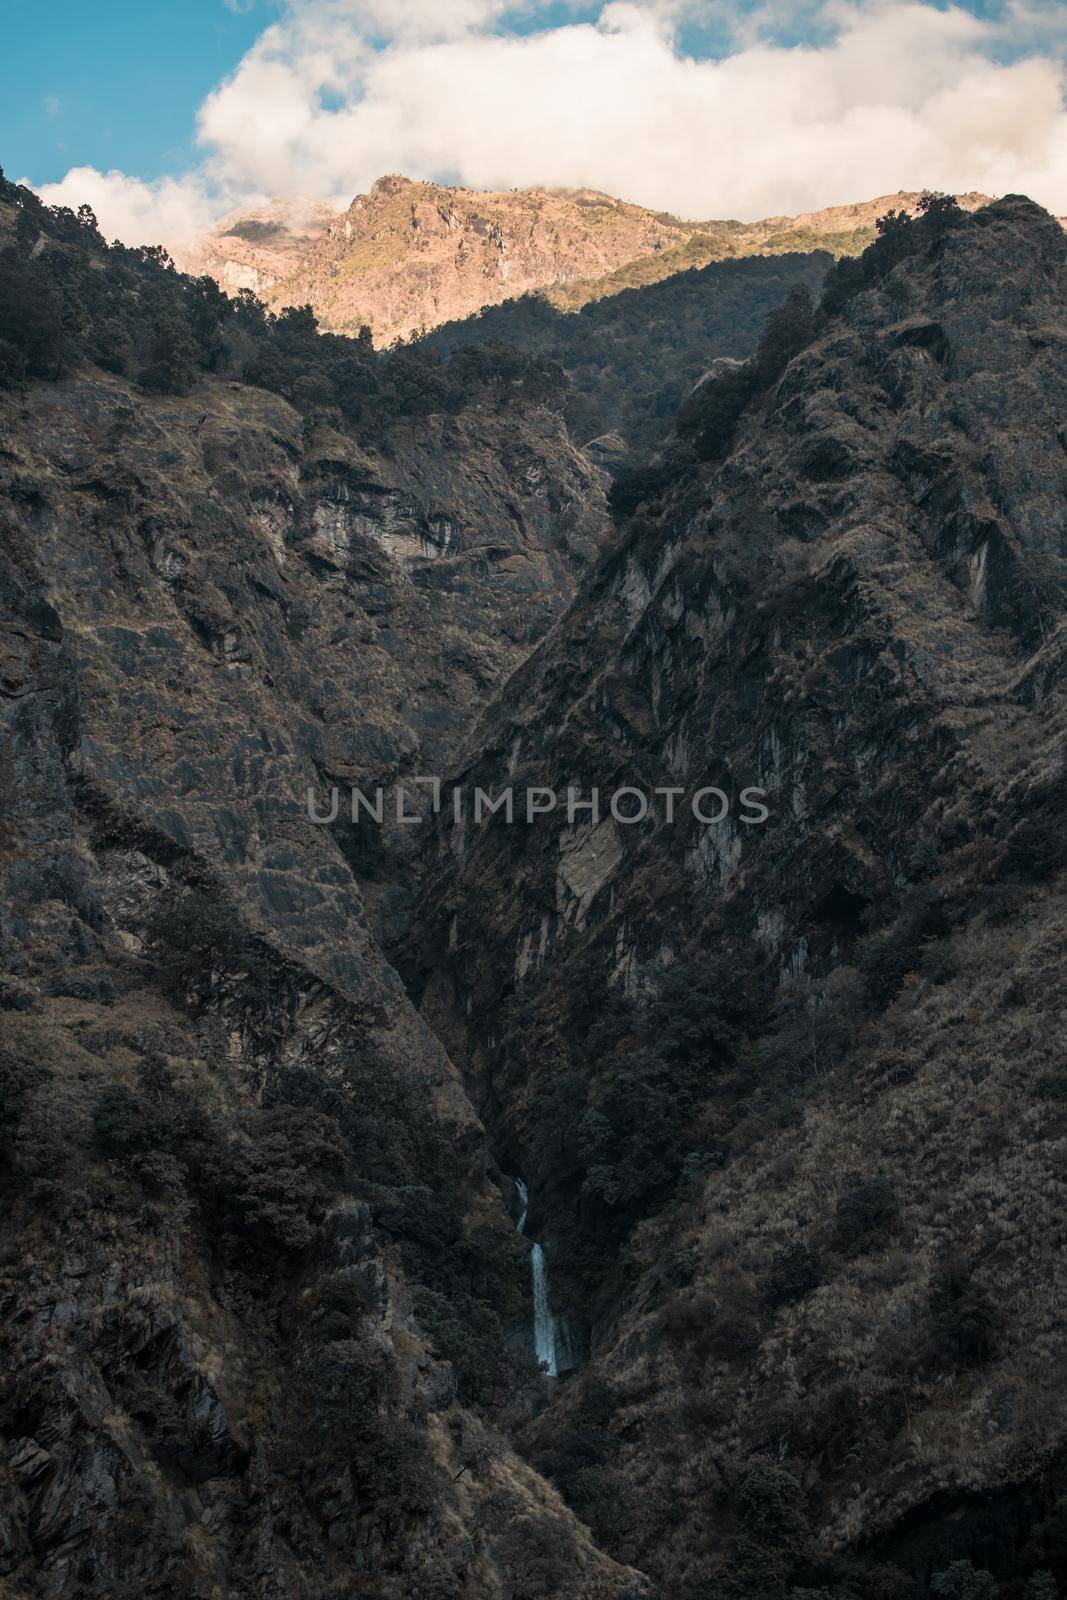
[413, 195, 1067, 1597]
[0, 173, 648, 1600]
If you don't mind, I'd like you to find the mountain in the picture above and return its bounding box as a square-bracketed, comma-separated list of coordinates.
[412, 195, 1067, 1595]
[181, 176, 994, 345]
[181, 174, 694, 343]
[6, 161, 1067, 1600]
[0, 173, 638, 1600]
[419, 250, 834, 460]
[177, 194, 338, 296]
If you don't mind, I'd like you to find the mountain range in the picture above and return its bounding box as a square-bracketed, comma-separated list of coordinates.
[178, 175, 996, 344]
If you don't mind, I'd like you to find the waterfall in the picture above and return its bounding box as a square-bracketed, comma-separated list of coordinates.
[513, 1178, 558, 1377]
[530, 1243, 558, 1377]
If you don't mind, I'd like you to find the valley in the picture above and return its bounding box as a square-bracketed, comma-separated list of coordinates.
[3, 167, 1067, 1600]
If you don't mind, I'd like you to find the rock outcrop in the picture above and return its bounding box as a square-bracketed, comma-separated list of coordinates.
[10, 164, 1067, 1600]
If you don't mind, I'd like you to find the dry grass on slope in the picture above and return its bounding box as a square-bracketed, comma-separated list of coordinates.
[603, 879, 1067, 1563]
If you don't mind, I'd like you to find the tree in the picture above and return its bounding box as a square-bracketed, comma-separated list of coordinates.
[138, 310, 198, 395]
[753, 284, 818, 386]
[930, 1561, 998, 1600]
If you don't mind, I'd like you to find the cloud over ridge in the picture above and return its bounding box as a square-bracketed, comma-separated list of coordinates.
[32, 0, 1067, 247]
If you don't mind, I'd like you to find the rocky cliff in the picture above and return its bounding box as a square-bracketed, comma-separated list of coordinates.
[413, 196, 1067, 1596]
[181, 178, 997, 345]
[9, 165, 1067, 1600]
[0, 178, 648, 1600]
[182, 175, 694, 343]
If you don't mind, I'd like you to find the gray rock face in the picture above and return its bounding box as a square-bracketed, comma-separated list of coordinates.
[0, 346, 644, 1598]
[414, 198, 1067, 1587]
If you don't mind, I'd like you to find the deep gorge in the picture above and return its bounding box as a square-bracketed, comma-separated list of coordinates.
[4, 172, 1067, 1600]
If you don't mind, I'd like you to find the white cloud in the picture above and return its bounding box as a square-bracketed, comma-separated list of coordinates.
[32, 167, 225, 248]
[29, 0, 1067, 249]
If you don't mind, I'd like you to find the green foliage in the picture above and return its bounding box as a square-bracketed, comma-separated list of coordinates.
[138, 310, 198, 395]
[409, 1282, 513, 1408]
[302, 1337, 396, 1432]
[732, 1460, 811, 1594]
[145, 886, 278, 1003]
[665, 1281, 761, 1363]
[821, 193, 965, 315]
[0, 251, 66, 384]
[495, 1513, 579, 1600]
[0, 1044, 43, 1194]
[0, 170, 564, 427]
[676, 283, 819, 467]
[423, 252, 831, 461]
[199, 1106, 348, 1254]
[762, 1240, 822, 1308]
[91, 1083, 169, 1160]
[1026, 1573, 1059, 1600]
[858, 887, 949, 1006]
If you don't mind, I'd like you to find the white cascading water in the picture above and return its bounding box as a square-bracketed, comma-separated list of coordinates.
[514, 1179, 558, 1377]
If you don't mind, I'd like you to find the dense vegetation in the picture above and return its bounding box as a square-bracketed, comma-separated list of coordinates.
[420, 251, 832, 458]
[5, 170, 1055, 1599]
[608, 193, 968, 517]
[0, 168, 566, 425]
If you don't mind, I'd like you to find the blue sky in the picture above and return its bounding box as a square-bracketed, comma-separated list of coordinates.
[6, 0, 1025, 186]
[5, 0, 265, 185]
[9, 1, 1067, 242]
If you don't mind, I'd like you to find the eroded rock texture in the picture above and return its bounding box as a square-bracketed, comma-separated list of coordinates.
[414, 197, 1067, 1593]
[0, 323, 649, 1596]
[8, 179, 1067, 1600]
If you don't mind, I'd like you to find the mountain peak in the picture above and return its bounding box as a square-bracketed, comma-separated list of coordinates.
[182, 182, 1006, 345]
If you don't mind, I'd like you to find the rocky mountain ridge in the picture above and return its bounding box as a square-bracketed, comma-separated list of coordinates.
[7, 165, 1067, 1600]
[179, 176, 998, 344]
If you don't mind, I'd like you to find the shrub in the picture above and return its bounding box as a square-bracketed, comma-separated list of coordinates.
[0, 250, 65, 383]
[199, 1106, 347, 1255]
[858, 888, 948, 1006]
[833, 1175, 899, 1255]
[924, 1261, 1002, 1370]
[495, 1513, 578, 1600]
[666, 1283, 761, 1361]
[0, 1044, 44, 1195]
[1026, 1574, 1058, 1600]
[138, 311, 198, 395]
[763, 1241, 822, 1307]
[92, 1084, 168, 1160]
[731, 1460, 811, 1594]
[302, 1338, 396, 1433]
[930, 1561, 998, 1600]
[821, 194, 964, 315]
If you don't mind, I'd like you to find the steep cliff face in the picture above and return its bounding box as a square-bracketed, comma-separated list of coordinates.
[414, 197, 1067, 1593]
[213, 175, 694, 342]
[0, 239, 652, 1592]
